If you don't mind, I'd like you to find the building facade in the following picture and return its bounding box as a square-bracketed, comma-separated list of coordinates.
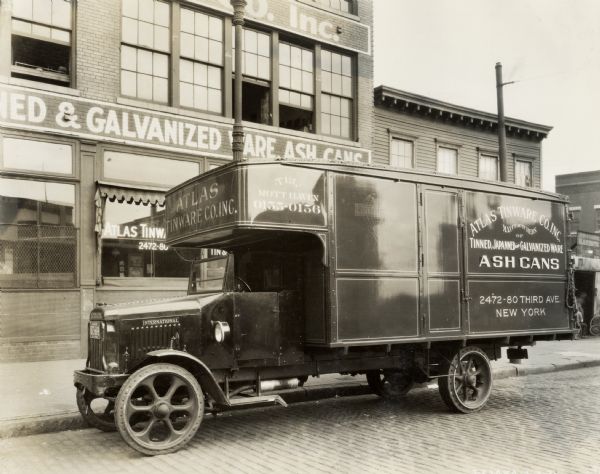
[555, 170, 600, 326]
[373, 86, 551, 187]
[0, 0, 374, 361]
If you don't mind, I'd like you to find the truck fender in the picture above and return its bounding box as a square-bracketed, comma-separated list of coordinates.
[135, 349, 229, 407]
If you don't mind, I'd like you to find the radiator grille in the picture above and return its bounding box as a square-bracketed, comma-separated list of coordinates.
[130, 323, 182, 359]
[88, 327, 104, 371]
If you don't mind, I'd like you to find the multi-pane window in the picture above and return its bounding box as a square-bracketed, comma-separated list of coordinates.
[121, 0, 170, 103]
[11, 0, 73, 86]
[569, 207, 581, 236]
[232, 27, 271, 124]
[437, 146, 458, 175]
[515, 160, 533, 187]
[479, 154, 498, 181]
[319, 0, 353, 13]
[279, 43, 314, 132]
[321, 50, 352, 139]
[390, 138, 413, 168]
[180, 8, 223, 113]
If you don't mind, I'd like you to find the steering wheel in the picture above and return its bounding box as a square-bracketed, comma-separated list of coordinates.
[235, 276, 252, 292]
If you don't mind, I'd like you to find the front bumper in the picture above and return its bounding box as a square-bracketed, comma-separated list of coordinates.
[74, 369, 129, 397]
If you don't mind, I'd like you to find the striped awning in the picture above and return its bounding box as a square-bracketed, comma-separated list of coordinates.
[96, 182, 167, 206]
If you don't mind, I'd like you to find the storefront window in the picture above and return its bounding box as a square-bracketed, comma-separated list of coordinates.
[0, 177, 76, 288]
[2, 137, 73, 175]
[103, 151, 200, 187]
[101, 200, 201, 278]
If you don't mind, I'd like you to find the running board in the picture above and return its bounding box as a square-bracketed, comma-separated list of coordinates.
[228, 394, 288, 409]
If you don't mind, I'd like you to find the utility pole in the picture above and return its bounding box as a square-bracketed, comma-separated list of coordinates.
[495, 62, 509, 182]
[231, 0, 247, 162]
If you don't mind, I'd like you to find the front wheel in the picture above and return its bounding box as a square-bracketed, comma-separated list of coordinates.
[114, 363, 204, 456]
[438, 346, 493, 413]
[76, 387, 116, 432]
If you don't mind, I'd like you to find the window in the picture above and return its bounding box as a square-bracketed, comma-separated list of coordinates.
[390, 137, 413, 168]
[121, 0, 170, 103]
[479, 154, 498, 181]
[515, 159, 533, 187]
[232, 27, 272, 124]
[437, 146, 458, 175]
[569, 207, 581, 236]
[595, 206, 600, 233]
[2, 137, 73, 175]
[11, 0, 73, 86]
[180, 8, 224, 113]
[0, 178, 76, 288]
[103, 151, 200, 187]
[318, 0, 353, 13]
[279, 43, 314, 132]
[321, 50, 352, 139]
[100, 200, 200, 278]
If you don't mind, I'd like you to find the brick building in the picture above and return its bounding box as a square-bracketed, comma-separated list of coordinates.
[555, 170, 600, 326]
[0, 0, 374, 361]
[373, 86, 551, 187]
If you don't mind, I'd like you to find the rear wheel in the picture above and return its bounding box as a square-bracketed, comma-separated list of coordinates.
[367, 369, 414, 400]
[115, 363, 204, 456]
[76, 387, 116, 432]
[438, 346, 493, 413]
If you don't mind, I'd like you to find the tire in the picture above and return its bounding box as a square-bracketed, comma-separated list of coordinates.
[366, 369, 414, 400]
[115, 363, 204, 456]
[76, 387, 116, 432]
[438, 346, 493, 414]
[589, 316, 600, 337]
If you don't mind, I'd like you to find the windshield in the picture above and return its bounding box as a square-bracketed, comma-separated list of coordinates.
[188, 249, 228, 294]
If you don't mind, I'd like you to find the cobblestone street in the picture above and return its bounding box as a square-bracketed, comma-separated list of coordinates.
[1, 367, 599, 474]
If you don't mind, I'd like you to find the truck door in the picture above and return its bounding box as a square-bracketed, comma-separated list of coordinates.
[421, 187, 465, 336]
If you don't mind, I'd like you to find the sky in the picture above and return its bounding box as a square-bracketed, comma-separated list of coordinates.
[373, 0, 600, 191]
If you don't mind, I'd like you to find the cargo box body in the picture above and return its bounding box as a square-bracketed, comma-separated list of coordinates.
[165, 160, 572, 348]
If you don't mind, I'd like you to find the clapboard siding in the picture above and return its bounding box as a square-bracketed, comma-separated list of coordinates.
[374, 107, 542, 188]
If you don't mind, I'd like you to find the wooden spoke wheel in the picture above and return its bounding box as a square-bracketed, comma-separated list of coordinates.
[438, 346, 493, 413]
[367, 369, 414, 400]
[76, 387, 116, 432]
[115, 363, 204, 456]
[589, 316, 600, 337]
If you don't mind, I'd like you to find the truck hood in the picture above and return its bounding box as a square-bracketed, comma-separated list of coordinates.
[91, 293, 223, 320]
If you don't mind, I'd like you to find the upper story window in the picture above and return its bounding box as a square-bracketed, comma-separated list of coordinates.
[437, 146, 458, 175]
[11, 0, 73, 86]
[180, 8, 224, 114]
[321, 50, 353, 139]
[479, 154, 498, 181]
[569, 207, 581, 236]
[318, 0, 353, 14]
[279, 42, 314, 133]
[390, 137, 413, 168]
[515, 159, 533, 187]
[121, 0, 170, 103]
[233, 27, 272, 125]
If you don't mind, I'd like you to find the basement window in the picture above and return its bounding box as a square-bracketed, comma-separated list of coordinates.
[11, 0, 73, 86]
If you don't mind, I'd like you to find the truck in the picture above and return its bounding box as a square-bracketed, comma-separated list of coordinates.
[74, 159, 576, 455]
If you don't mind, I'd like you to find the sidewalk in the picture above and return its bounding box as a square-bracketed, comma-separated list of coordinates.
[1, 338, 599, 439]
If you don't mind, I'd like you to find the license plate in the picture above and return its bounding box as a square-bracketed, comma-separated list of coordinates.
[89, 321, 101, 339]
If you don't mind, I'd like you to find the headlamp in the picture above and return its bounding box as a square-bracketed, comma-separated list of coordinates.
[213, 321, 231, 343]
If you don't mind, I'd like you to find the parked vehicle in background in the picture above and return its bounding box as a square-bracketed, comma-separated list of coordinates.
[75, 160, 576, 455]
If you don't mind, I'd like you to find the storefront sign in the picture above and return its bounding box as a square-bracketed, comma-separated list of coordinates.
[192, 0, 370, 54]
[0, 84, 370, 164]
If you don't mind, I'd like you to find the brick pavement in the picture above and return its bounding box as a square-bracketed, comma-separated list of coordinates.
[1, 366, 599, 474]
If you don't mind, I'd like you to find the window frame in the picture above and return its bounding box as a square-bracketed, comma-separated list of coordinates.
[388, 133, 415, 169]
[435, 141, 460, 176]
[477, 151, 499, 181]
[514, 156, 535, 188]
[9, 0, 77, 87]
[568, 206, 581, 237]
[320, 47, 354, 140]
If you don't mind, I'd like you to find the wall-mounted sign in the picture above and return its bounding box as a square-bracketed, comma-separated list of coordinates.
[0, 84, 370, 165]
[192, 0, 371, 55]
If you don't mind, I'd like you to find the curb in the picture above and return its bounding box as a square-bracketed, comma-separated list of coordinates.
[2, 359, 599, 440]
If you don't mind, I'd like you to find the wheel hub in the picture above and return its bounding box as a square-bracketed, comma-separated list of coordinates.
[154, 402, 170, 419]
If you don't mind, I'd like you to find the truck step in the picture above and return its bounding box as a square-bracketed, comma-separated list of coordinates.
[228, 394, 288, 409]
